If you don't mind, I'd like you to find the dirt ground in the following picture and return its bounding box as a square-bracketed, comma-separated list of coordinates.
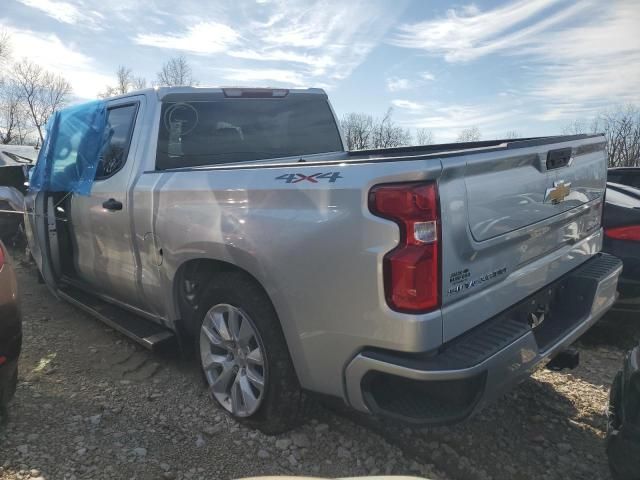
[1, 250, 638, 480]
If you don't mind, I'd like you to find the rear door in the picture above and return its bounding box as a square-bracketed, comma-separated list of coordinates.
[69, 96, 146, 310]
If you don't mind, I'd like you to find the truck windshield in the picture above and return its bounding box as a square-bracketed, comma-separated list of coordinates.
[156, 94, 343, 169]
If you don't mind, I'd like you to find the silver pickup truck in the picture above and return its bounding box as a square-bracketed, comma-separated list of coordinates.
[1, 87, 623, 433]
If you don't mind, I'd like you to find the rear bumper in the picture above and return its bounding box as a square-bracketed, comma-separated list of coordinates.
[345, 253, 623, 424]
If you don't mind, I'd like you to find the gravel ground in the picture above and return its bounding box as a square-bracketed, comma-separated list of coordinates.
[1, 253, 638, 480]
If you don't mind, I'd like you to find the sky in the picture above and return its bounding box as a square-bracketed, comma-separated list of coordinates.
[1, 0, 639, 142]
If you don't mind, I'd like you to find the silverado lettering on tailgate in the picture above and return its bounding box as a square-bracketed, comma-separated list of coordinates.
[447, 267, 507, 296]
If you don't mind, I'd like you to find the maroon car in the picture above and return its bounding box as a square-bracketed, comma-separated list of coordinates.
[0, 240, 21, 414]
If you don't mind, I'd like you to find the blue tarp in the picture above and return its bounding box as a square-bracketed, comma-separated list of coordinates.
[30, 100, 108, 196]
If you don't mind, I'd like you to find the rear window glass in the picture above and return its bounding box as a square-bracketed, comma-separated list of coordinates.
[156, 95, 343, 169]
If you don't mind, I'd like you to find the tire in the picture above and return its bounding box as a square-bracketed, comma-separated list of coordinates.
[195, 272, 306, 434]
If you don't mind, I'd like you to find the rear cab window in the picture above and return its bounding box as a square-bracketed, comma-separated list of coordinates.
[155, 92, 343, 170]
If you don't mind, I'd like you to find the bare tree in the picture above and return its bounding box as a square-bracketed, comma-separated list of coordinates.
[99, 65, 147, 98]
[371, 108, 412, 149]
[0, 79, 30, 144]
[414, 128, 434, 145]
[504, 130, 520, 139]
[594, 105, 640, 168]
[340, 113, 374, 150]
[457, 126, 481, 142]
[561, 120, 591, 136]
[0, 30, 10, 64]
[12, 60, 72, 143]
[157, 55, 196, 87]
[132, 77, 147, 90]
[563, 104, 640, 167]
[340, 109, 412, 150]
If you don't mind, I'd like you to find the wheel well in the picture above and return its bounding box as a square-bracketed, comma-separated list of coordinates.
[174, 258, 272, 337]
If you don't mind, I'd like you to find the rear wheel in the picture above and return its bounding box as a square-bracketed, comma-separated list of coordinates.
[196, 272, 305, 433]
[200, 303, 266, 417]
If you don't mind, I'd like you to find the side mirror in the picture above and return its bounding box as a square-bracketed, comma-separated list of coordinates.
[0, 186, 26, 214]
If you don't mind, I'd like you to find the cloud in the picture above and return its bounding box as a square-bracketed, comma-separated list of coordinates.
[16, 0, 101, 27]
[386, 72, 436, 93]
[133, 0, 407, 85]
[219, 68, 307, 87]
[393, 98, 522, 141]
[391, 99, 425, 111]
[386, 77, 413, 92]
[240, 0, 407, 82]
[391, 0, 574, 62]
[2, 25, 112, 99]
[391, 0, 640, 119]
[523, 1, 640, 109]
[227, 49, 335, 76]
[134, 22, 241, 54]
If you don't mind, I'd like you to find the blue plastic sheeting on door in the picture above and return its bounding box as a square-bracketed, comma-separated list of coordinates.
[30, 100, 108, 196]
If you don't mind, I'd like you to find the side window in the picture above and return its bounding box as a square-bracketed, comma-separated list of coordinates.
[95, 104, 138, 180]
[631, 175, 640, 189]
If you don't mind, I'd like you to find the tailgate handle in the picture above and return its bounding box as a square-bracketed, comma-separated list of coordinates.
[546, 148, 572, 170]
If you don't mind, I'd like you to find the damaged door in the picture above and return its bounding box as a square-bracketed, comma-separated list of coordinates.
[23, 186, 63, 295]
[68, 97, 145, 310]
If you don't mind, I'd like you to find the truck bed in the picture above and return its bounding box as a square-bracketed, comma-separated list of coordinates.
[153, 134, 603, 173]
[346, 134, 599, 162]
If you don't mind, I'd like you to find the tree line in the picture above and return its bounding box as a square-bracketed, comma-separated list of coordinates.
[98, 55, 196, 98]
[340, 111, 489, 150]
[562, 105, 640, 168]
[342, 106, 640, 167]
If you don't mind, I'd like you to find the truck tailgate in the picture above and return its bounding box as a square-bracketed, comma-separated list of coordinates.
[440, 135, 607, 342]
[465, 141, 605, 241]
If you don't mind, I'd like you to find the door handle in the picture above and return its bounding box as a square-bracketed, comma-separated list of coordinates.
[102, 198, 123, 211]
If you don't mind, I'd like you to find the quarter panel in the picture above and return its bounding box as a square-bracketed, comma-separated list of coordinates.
[140, 160, 444, 397]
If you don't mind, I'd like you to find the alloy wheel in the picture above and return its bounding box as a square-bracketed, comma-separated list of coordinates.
[199, 303, 267, 417]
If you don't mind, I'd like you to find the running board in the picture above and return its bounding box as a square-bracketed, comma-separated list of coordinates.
[58, 285, 175, 351]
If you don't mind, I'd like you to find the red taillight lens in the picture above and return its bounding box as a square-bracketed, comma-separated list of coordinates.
[0, 244, 5, 270]
[605, 225, 640, 241]
[369, 182, 440, 313]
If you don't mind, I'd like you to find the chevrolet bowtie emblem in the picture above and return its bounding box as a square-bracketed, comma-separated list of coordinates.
[545, 180, 571, 204]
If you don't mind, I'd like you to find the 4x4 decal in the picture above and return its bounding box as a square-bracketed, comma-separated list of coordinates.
[275, 172, 343, 184]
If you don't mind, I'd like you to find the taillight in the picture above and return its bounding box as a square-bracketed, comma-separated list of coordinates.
[369, 182, 440, 313]
[605, 225, 640, 241]
[0, 243, 5, 270]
